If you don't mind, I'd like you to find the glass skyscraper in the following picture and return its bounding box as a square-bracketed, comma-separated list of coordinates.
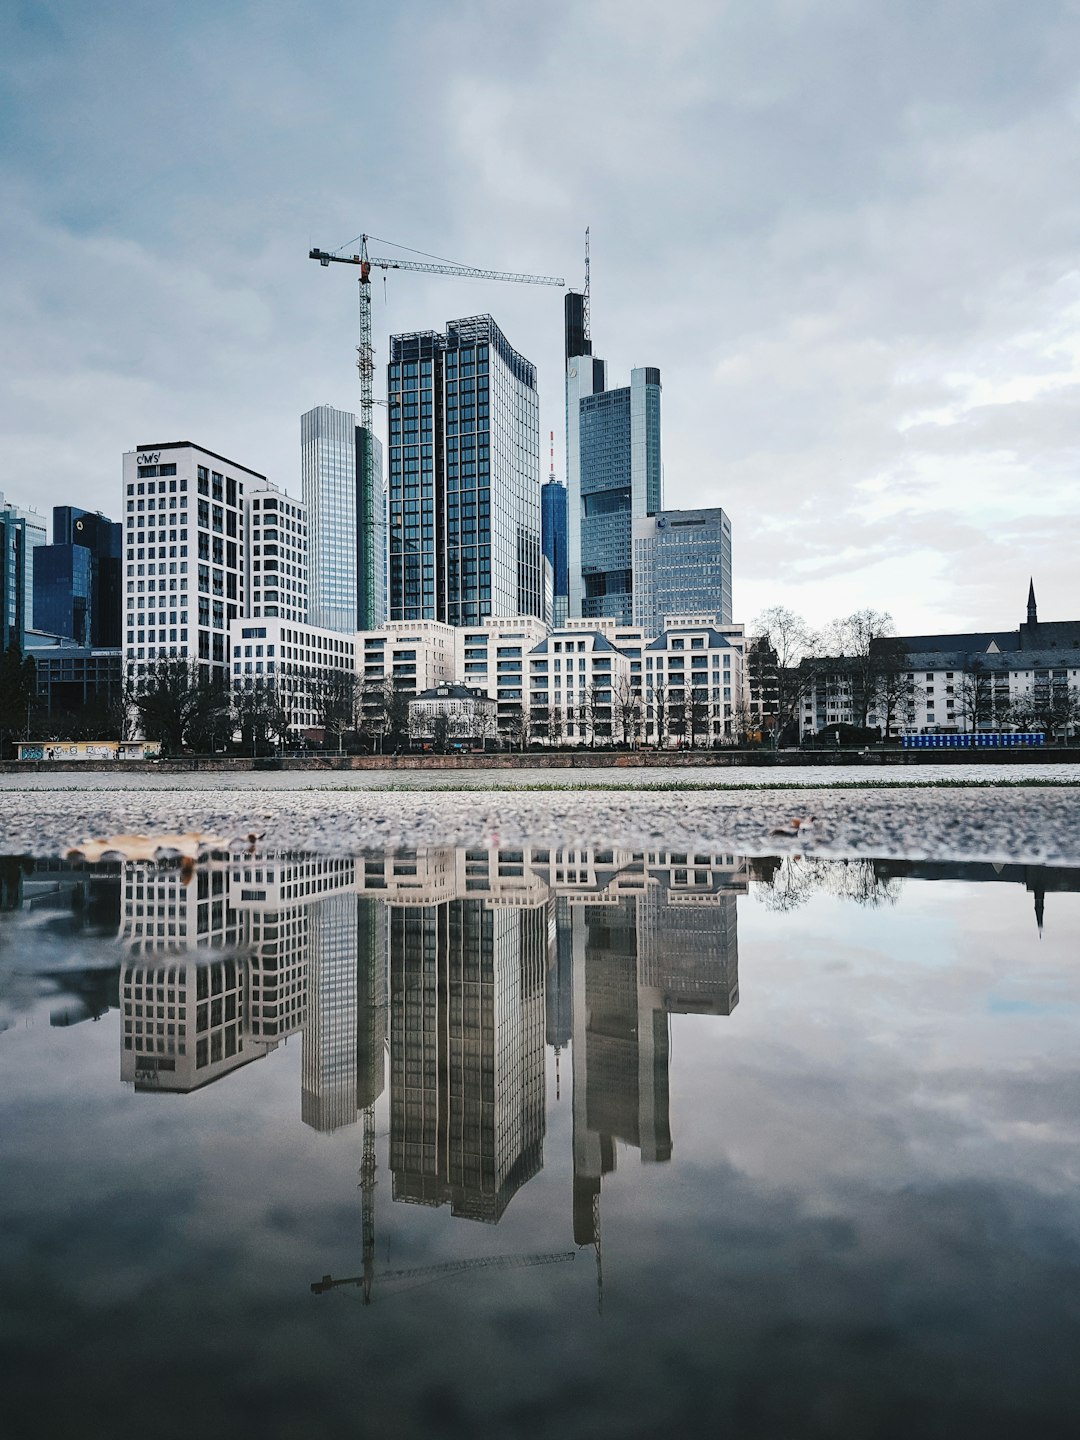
[541, 475, 568, 625]
[565, 296, 663, 621]
[301, 405, 386, 632]
[632, 507, 733, 634]
[33, 506, 122, 648]
[0, 491, 47, 650]
[387, 316, 541, 625]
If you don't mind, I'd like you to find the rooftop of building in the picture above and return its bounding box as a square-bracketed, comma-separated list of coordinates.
[128, 443, 267, 480]
[390, 315, 536, 389]
[413, 684, 493, 702]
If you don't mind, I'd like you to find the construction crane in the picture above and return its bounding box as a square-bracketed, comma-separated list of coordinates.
[308, 235, 565, 624]
[311, 1250, 575, 1302]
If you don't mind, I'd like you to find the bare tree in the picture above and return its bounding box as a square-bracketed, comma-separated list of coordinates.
[311, 669, 359, 753]
[867, 639, 913, 739]
[546, 701, 565, 749]
[826, 609, 896, 727]
[688, 683, 709, 748]
[1010, 683, 1080, 741]
[647, 678, 670, 748]
[954, 660, 995, 734]
[614, 677, 642, 747]
[232, 682, 291, 755]
[750, 606, 822, 745]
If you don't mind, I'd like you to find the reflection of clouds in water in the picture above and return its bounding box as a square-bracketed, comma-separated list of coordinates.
[2, 849, 1080, 1433]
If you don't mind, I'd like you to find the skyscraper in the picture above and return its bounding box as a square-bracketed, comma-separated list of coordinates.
[0, 491, 47, 650]
[632, 507, 732, 634]
[33, 507, 122, 648]
[387, 315, 542, 625]
[301, 404, 386, 632]
[564, 295, 662, 621]
[121, 443, 254, 683]
[541, 433, 569, 626]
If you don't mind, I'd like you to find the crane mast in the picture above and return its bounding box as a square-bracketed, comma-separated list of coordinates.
[309, 237, 564, 626]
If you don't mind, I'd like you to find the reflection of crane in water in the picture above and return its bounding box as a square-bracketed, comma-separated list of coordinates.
[312, 1250, 575, 1302]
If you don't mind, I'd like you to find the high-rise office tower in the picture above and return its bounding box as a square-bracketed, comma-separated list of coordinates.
[632, 507, 732, 635]
[564, 294, 662, 621]
[0, 491, 47, 650]
[301, 404, 386, 633]
[541, 432, 569, 626]
[387, 316, 542, 625]
[121, 443, 254, 683]
[33, 507, 123, 648]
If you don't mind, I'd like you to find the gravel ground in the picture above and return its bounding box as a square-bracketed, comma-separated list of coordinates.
[4, 762, 1080, 790]
[1, 771, 1079, 866]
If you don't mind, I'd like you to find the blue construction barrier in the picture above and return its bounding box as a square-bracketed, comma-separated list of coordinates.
[900, 732, 1045, 749]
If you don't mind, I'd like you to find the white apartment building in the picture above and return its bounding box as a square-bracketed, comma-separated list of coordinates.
[454, 615, 549, 732]
[228, 616, 356, 735]
[643, 616, 746, 745]
[526, 623, 633, 744]
[800, 649, 1080, 738]
[122, 442, 257, 682]
[244, 481, 308, 623]
[357, 620, 456, 696]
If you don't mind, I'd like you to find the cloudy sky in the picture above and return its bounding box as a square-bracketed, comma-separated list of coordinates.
[3, 0, 1080, 632]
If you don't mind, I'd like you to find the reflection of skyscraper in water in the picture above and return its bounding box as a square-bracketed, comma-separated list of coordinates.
[356, 897, 387, 1112]
[567, 851, 745, 1245]
[118, 861, 264, 1092]
[301, 893, 360, 1133]
[389, 898, 546, 1222]
[116, 856, 377, 1102]
[636, 854, 745, 1016]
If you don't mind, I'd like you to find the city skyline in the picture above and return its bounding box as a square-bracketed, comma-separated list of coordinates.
[4, 3, 1079, 634]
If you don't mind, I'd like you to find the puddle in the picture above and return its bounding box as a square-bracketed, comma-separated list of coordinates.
[2, 847, 1079, 1437]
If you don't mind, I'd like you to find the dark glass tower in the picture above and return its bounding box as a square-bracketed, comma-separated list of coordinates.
[387, 316, 541, 625]
[541, 475, 568, 624]
[33, 507, 123, 647]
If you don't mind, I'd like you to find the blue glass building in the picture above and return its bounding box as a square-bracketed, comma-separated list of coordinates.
[33, 507, 123, 648]
[0, 491, 47, 651]
[541, 476, 568, 625]
[387, 316, 541, 625]
[565, 294, 663, 622]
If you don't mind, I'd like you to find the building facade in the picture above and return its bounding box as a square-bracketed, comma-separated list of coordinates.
[122, 443, 255, 683]
[633, 507, 732, 635]
[243, 481, 308, 623]
[0, 491, 47, 651]
[408, 684, 497, 744]
[642, 617, 746, 746]
[387, 316, 542, 625]
[228, 616, 356, 736]
[301, 404, 385, 633]
[453, 616, 549, 736]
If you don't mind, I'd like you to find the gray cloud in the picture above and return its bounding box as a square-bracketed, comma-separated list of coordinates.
[2, 0, 1079, 632]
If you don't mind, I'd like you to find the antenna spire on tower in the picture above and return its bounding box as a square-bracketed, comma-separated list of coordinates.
[583, 226, 591, 344]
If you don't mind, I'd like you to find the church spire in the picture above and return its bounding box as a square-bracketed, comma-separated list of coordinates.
[1027, 577, 1038, 627]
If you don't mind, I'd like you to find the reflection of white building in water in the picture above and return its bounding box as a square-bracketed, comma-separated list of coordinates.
[116, 845, 742, 1249]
